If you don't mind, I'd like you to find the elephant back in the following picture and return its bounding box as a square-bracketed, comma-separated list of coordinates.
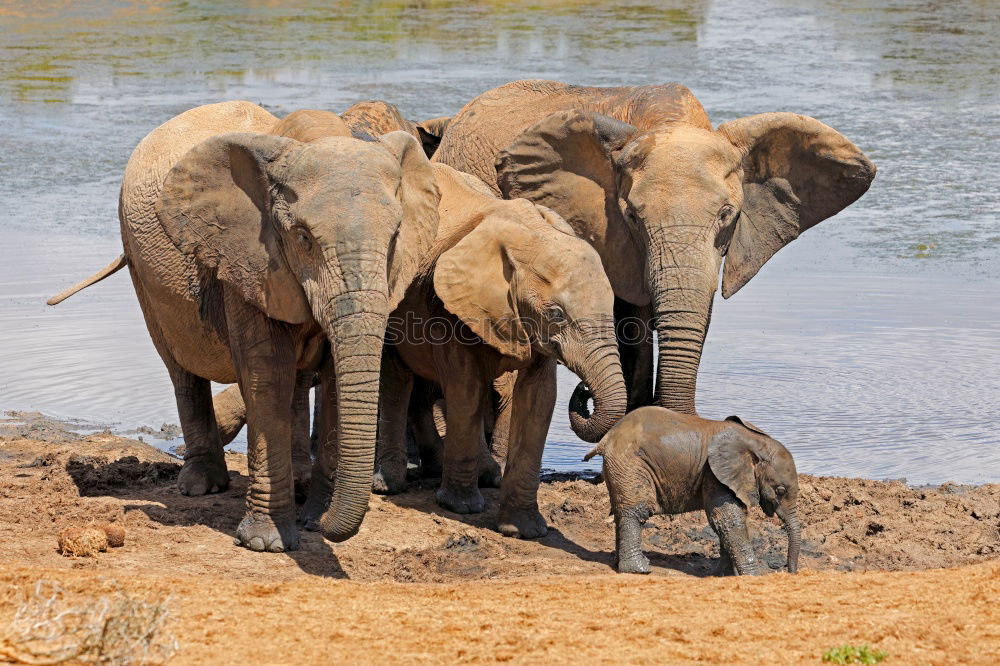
[433, 79, 709, 193]
[433, 80, 580, 191]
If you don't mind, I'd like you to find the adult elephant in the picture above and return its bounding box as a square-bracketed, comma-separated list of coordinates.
[115, 102, 438, 550]
[434, 80, 876, 414]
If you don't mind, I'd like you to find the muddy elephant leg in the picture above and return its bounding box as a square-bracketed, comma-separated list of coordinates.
[213, 384, 246, 448]
[301, 360, 337, 531]
[615, 504, 651, 574]
[435, 347, 487, 514]
[169, 363, 229, 497]
[715, 548, 735, 577]
[615, 299, 654, 412]
[373, 348, 413, 495]
[496, 357, 556, 539]
[703, 475, 761, 575]
[290, 371, 315, 503]
[226, 297, 299, 553]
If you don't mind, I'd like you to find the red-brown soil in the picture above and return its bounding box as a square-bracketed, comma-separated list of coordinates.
[0, 414, 997, 663]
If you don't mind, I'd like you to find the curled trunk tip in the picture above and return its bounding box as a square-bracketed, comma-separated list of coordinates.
[568, 381, 597, 441]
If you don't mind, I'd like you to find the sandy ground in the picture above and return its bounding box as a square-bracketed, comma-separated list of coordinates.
[0, 412, 998, 664]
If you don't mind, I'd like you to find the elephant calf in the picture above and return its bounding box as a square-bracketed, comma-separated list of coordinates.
[584, 406, 801, 575]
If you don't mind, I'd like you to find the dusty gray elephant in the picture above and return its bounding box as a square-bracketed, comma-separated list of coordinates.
[584, 406, 800, 575]
[371, 163, 627, 538]
[54, 104, 440, 505]
[434, 80, 876, 415]
[56, 102, 439, 551]
[187, 103, 454, 486]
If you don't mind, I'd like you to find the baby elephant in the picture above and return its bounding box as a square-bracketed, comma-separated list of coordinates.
[584, 406, 801, 576]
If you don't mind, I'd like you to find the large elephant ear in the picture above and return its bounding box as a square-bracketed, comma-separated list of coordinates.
[718, 112, 876, 298]
[434, 215, 532, 361]
[379, 131, 441, 310]
[707, 427, 763, 509]
[495, 110, 637, 236]
[156, 132, 312, 324]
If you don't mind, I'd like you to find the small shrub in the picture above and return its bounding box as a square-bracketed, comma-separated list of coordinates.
[822, 644, 888, 664]
[0, 580, 177, 665]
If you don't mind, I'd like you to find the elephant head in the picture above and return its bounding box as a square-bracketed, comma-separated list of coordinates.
[155, 130, 439, 542]
[496, 110, 876, 414]
[707, 416, 801, 573]
[433, 196, 627, 443]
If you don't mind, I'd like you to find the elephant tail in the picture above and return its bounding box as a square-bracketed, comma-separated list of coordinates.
[47, 253, 128, 305]
[583, 443, 604, 462]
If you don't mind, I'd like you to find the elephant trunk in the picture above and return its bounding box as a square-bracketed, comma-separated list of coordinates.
[567, 337, 628, 443]
[778, 504, 801, 574]
[649, 255, 717, 415]
[317, 300, 388, 543]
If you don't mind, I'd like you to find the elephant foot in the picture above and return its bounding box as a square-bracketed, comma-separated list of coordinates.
[235, 511, 299, 553]
[372, 466, 407, 495]
[616, 552, 650, 575]
[178, 458, 229, 496]
[478, 456, 503, 489]
[435, 483, 485, 514]
[497, 505, 547, 539]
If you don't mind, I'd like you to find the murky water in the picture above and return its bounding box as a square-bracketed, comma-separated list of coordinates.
[1, 1, 998, 483]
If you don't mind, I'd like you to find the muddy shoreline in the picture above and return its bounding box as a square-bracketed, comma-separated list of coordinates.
[1, 412, 996, 582]
[1, 411, 998, 663]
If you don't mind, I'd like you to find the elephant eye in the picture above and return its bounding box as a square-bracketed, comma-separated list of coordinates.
[546, 305, 567, 325]
[775, 485, 786, 497]
[295, 228, 313, 252]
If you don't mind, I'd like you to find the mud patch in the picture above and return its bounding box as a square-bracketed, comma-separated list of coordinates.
[66, 455, 179, 496]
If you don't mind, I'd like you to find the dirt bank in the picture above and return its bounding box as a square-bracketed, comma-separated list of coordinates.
[0, 413, 997, 663]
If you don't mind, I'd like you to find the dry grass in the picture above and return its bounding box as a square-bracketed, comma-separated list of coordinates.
[0, 581, 176, 665]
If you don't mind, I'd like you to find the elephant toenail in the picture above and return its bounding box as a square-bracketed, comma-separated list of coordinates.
[249, 536, 265, 551]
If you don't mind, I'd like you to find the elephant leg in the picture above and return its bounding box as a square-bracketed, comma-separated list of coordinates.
[715, 548, 736, 577]
[291, 371, 314, 503]
[302, 360, 337, 531]
[213, 384, 246, 448]
[407, 378, 443, 478]
[435, 347, 487, 514]
[373, 348, 413, 495]
[703, 475, 761, 575]
[615, 299, 654, 412]
[496, 357, 556, 539]
[614, 504, 651, 574]
[226, 297, 299, 553]
[169, 363, 229, 497]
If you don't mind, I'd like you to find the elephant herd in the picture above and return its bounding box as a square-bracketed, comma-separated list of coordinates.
[52, 79, 875, 569]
